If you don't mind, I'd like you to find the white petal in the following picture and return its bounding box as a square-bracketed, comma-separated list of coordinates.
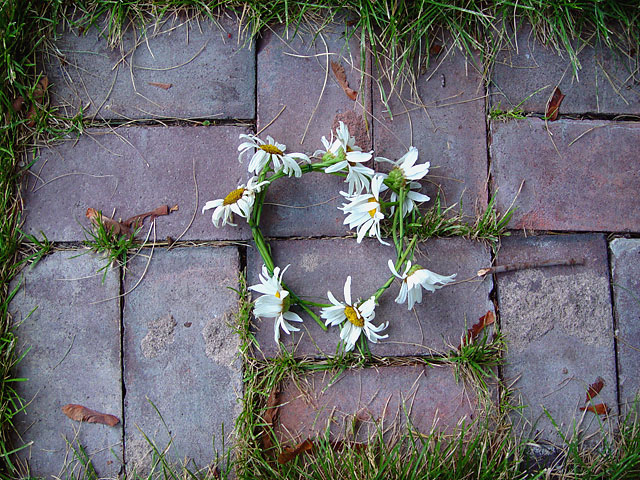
[344, 276, 352, 306]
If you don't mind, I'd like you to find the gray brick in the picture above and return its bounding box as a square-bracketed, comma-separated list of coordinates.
[610, 238, 640, 413]
[276, 365, 477, 442]
[490, 24, 640, 115]
[497, 234, 617, 444]
[491, 118, 640, 232]
[10, 252, 122, 477]
[45, 14, 255, 120]
[373, 47, 488, 217]
[247, 237, 493, 358]
[123, 246, 241, 473]
[22, 125, 254, 242]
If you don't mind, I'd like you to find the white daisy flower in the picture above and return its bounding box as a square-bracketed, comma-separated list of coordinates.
[376, 146, 431, 216]
[202, 176, 269, 227]
[320, 276, 388, 352]
[388, 259, 456, 310]
[340, 174, 389, 245]
[314, 122, 374, 195]
[249, 264, 304, 343]
[238, 134, 310, 177]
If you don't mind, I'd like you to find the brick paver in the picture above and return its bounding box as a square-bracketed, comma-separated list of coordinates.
[22, 125, 253, 242]
[10, 252, 122, 477]
[46, 14, 255, 120]
[247, 238, 493, 358]
[491, 118, 640, 232]
[490, 24, 640, 115]
[373, 46, 488, 217]
[123, 247, 241, 473]
[256, 23, 370, 237]
[610, 238, 640, 413]
[276, 365, 477, 442]
[497, 234, 617, 444]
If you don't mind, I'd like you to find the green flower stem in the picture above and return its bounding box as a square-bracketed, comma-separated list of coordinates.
[299, 299, 332, 308]
[249, 174, 327, 331]
[373, 235, 418, 302]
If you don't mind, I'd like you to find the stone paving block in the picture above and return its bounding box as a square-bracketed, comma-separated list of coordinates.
[22, 125, 256, 242]
[610, 238, 640, 413]
[123, 246, 241, 473]
[497, 234, 617, 444]
[45, 14, 254, 120]
[276, 365, 477, 442]
[490, 24, 640, 115]
[491, 118, 640, 232]
[247, 237, 494, 358]
[256, 23, 371, 237]
[373, 47, 488, 217]
[258, 23, 371, 154]
[9, 251, 122, 477]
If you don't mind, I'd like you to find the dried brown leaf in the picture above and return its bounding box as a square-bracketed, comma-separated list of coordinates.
[33, 76, 49, 102]
[123, 204, 174, 229]
[586, 376, 605, 402]
[148, 82, 172, 90]
[429, 44, 443, 56]
[459, 311, 495, 349]
[330, 440, 367, 452]
[546, 87, 565, 121]
[330, 60, 358, 101]
[261, 387, 279, 450]
[580, 403, 609, 415]
[277, 439, 313, 464]
[86, 208, 132, 236]
[12, 96, 24, 112]
[62, 404, 120, 427]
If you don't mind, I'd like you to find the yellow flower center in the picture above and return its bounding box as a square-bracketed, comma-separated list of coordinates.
[275, 291, 280, 298]
[367, 197, 378, 218]
[223, 188, 245, 205]
[344, 306, 364, 327]
[260, 144, 284, 155]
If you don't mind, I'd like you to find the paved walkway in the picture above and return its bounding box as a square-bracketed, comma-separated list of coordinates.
[9, 12, 640, 477]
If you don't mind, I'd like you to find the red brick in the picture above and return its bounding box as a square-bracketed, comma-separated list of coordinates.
[490, 23, 640, 115]
[46, 14, 255, 119]
[276, 365, 477, 442]
[22, 125, 253, 242]
[373, 46, 488, 217]
[491, 118, 640, 232]
[610, 238, 640, 414]
[497, 234, 617, 444]
[247, 237, 494, 358]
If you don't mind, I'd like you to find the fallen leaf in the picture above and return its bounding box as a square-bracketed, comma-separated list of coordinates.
[12, 96, 24, 112]
[580, 403, 609, 415]
[62, 404, 120, 427]
[459, 311, 495, 349]
[122, 204, 175, 229]
[330, 61, 358, 101]
[86, 208, 132, 236]
[330, 440, 367, 452]
[546, 87, 565, 121]
[429, 44, 443, 56]
[277, 439, 313, 464]
[27, 77, 50, 127]
[148, 82, 172, 90]
[261, 387, 279, 450]
[33, 76, 49, 102]
[586, 377, 605, 402]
